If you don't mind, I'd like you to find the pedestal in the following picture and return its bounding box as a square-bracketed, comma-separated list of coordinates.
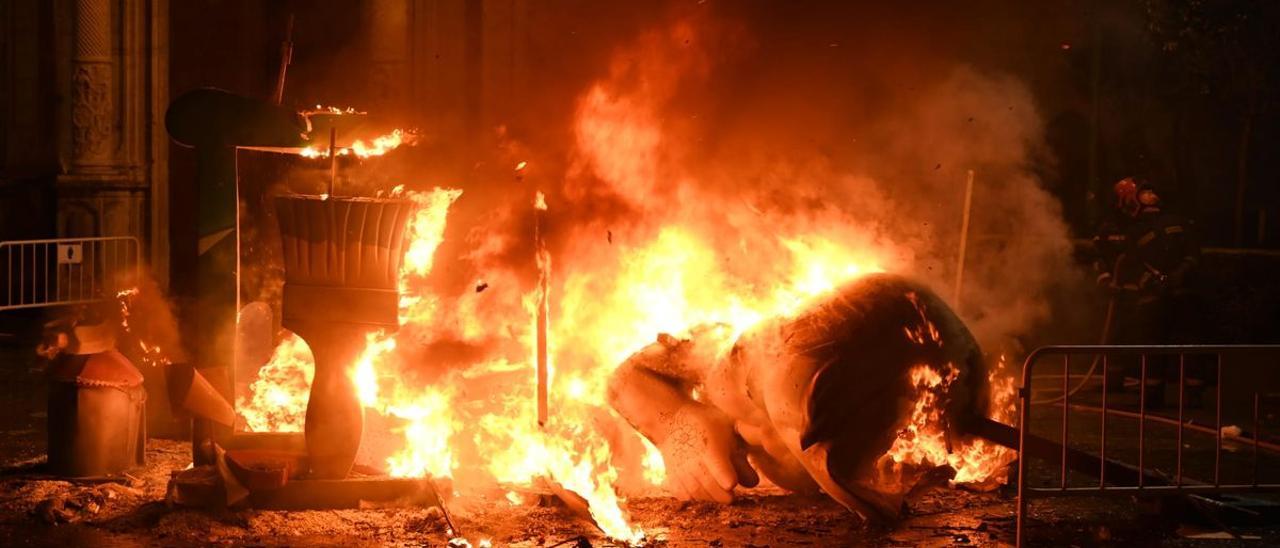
[275, 195, 413, 478]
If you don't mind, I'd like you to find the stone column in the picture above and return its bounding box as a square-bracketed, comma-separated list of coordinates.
[368, 0, 412, 114]
[68, 0, 116, 170]
[56, 0, 167, 285]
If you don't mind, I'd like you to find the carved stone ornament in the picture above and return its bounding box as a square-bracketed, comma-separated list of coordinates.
[71, 63, 112, 163]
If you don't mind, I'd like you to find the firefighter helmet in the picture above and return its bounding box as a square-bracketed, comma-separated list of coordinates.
[1114, 177, 1141, 216]
[1137, 180, 1160, 206]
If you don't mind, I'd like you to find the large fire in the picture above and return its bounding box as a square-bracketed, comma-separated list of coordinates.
[236, 186, 1016, 542]
[234, 21, 1020, 545]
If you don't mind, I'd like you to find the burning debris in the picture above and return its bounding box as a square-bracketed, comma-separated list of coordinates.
[229, 183, 1018, 543]
[607, 274, 1016, 524]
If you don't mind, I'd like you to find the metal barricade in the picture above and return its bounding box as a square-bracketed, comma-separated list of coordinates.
[0, 237, 141, 311]
[1016, 345, 1280, 546]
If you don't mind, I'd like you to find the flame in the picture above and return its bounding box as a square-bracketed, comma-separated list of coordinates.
[351, 129, 416, 157]
[299, 129, 418, 159]
[114, 287, 172, 368]
[398, 188, 464, 323]
[238, 188, 894, 543]
[875, 363, 959, 491]
[303, 105, 364, 116]
[874, 329, 1018, 491]
[381, 383, 458, 479]
[639, 437, 666, 486]
[234, 22, 1022, 543]
[236, 182, 1017, 542]
[353, 333, 396, 407]
[237, 332, 315, 433]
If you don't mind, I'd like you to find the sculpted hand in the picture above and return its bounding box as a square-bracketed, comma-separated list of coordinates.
[658, 404, 758, 503]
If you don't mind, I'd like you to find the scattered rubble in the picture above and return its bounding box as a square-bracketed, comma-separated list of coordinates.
[1, 438, 1278, 545]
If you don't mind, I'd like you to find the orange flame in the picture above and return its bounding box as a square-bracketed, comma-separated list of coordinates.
[237, 180, 1017, 541]
[115, 287, 172, 368]
[303, 105, 364, 117]
[875, 353, 1017, 491]
[237, 332, 314, 433]
[299, 129, 418, 159]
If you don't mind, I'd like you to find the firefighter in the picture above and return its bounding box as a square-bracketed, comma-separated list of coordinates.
[1091, 178, 1141, 294]
[1094, 177, 1202, 406]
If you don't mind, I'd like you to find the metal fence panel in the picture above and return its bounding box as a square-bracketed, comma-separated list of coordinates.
[0, 237, 141, 311]
[1016, 345, 1280, 546]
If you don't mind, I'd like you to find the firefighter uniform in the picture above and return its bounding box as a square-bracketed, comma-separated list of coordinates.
[1093, 203, 1202, 405]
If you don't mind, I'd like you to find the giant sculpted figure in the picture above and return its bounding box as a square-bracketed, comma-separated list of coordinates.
[608, 274, 990, 521]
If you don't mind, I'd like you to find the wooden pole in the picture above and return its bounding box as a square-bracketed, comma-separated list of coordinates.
[328, 127, 337, 196]
[534, 192, 549, 427]
[273, 14, 294, 105]
[953, 170, 975, 308]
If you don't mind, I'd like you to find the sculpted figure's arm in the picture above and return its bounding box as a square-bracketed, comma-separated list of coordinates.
[608, 333, 758, 503]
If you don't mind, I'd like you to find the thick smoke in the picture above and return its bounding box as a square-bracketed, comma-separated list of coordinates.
[456, 5, 1072, 354]
[238, 1, 1076, 392]
[116, 269, 189, 364]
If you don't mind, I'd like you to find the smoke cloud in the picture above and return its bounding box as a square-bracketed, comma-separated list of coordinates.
[451, 5, 1073, 354]
[238, 1, 1077, 389]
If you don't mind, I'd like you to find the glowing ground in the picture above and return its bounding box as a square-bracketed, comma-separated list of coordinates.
[1, 437, 1275, 546]
[3, 332, 1278, 546]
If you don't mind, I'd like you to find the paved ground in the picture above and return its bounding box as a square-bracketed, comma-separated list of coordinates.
[2, 321, 1279, 546]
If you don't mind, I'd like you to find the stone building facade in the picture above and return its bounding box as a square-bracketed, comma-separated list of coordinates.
[3, 0, 535, 290]
[1, 0, 169, 283]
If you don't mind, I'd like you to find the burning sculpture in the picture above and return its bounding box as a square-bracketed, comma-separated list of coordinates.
[233, 185, 1019, 543]
[608, 274, 990, 522]
[275, 195, 414, 479]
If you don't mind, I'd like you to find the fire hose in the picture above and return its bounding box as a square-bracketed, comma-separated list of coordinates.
[1065, 403, 1280, 455]
[1029, 296, 1115, 405]
[1021, 287, 1280, 455]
